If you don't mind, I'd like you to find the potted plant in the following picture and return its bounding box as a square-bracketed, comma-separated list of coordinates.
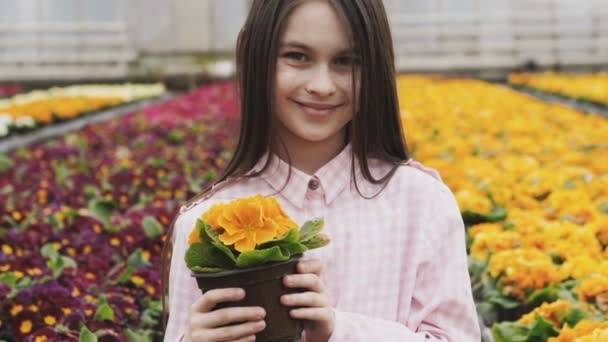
[185, 194, 330, 341]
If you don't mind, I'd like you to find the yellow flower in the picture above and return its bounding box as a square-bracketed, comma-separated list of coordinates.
[575, 274, 608, 303]
[489, 249, 566, 295]
[44, 314, 57, 325]
[454, 189, 493, 214]
[548, 320, 608, 341]
[518, 300, 571, 328]
[471, 230, 521, 261]
[19, 320, 32, 334]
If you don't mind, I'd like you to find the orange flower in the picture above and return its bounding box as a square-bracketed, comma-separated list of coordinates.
[203, 203, 227, 229]
[262, 196, 298, 237]
[188, 227, 201, 245]
[217, 195, 277, 252]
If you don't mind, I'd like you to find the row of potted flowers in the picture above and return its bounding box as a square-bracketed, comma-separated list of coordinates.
[396, 75, 608, 341]
[509, 72, 608, 107]
[0, 83, 166, 138]
[0, 82, 239, 340]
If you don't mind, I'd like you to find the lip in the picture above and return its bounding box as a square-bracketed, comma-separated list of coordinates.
[294, 100, 342, 116]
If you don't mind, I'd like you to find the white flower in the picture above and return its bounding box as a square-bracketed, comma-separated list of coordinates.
[14, 116, 35, 128]
[0, 113, 12, 126]
[0, 123, 9, 137]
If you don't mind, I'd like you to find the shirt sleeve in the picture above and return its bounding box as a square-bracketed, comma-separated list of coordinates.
[164, 208, 202, 342]
[326, 183, 480, 342]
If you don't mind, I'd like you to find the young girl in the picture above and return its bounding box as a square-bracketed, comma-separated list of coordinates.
[162, 0, 480, 341]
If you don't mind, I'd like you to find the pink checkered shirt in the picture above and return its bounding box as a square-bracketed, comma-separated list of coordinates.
[165, 144, 480, 341]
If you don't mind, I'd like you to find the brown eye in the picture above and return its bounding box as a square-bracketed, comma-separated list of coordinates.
[283, 52, 308, 62]
[335, 55, 360, 66]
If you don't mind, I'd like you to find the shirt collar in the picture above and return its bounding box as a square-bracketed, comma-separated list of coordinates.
[249, 144, 353, 209]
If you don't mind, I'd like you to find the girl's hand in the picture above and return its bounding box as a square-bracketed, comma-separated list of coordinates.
[281, 259, 335, 342]
[185, 288, 266, 342]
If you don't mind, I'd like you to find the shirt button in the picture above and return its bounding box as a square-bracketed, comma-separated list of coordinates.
[308, 176, 320, 191]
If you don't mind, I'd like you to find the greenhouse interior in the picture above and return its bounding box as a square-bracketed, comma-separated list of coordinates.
[1, 0, 608, 341]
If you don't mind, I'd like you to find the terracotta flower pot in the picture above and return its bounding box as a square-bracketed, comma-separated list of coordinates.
[192, 256, 303, 342]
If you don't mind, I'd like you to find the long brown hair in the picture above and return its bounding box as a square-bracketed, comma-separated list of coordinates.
[161, 0, 409, 331]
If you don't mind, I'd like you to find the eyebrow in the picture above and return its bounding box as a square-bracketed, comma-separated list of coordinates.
[279, 41, 357, 54]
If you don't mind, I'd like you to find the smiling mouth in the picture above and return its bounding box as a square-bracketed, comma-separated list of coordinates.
[294, 100, 342, 116]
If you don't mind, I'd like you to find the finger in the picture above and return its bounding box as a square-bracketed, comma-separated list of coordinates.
[200, 306, 266, 328]
[297, 259, 322, 276]
[191, 288, 245, 313]
[226, 336, 256, 342]
[281, 291, 329, 308]
[289, 307, 334, 322]
[283, 273, 324, 293]
[207, 320, 266, 341]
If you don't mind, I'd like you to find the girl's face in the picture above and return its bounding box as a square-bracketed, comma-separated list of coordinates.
[273, 0, 360, 151]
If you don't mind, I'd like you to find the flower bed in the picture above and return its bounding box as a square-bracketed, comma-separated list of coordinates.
[0, 84, 166, 139]
[2, 75, 606, 341]
[397, 75, 608, 341]
[0, 82, 239, 340]
[509, 72, 608, 108]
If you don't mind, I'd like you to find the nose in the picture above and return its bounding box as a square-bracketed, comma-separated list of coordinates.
[305, 65, 336, 97]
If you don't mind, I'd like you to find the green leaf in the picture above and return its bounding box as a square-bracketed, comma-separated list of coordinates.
[258, 228, 300, 249]
[116, 266, 135, 285]
[492, 322, 529, 342]
[278, 241, 308, 256]
[79, 325, 98, 342]
[16, 276, 32, 288]
[61, 256, 77, 270]
[168, 130, 185, 145]
[561, 307, 589, 327]
[124, 328, 153, 342]
[41, 243, 59, 260]
[53, 162, 72, 185]
[95, 296, 115, 321]
[299, 219, 325, 242]
[301, 233, 330, 250]
[200, 219, 219, 243]
[236, 246, 290, 268]
[0, 154, 14, 172]
[127, 248, 149, 268]
[211, 242, 237, 263]
[146, 157, 165, 168]
[199, 219, 236, 263]
[89, 200, 117, 224]
[476, 302, 498, 326]
[488, 294, 521, 310]
[599, 202, 608, 214]
[487, 206, 507, 222]
[84, 185, 99, 199]
[112, 250, 146, 285]
[0, 272, 18, 288]
[526, 286, 558, 307]
[528, 316, 559, 340]
[185, 243, 234, 269]
[142, 216, 163, 239]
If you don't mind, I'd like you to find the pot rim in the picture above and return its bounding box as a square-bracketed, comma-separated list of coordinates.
[190, 254, 303, 278]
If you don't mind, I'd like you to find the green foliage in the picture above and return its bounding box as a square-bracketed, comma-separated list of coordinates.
[79, 325, 98, 342]
[41, 243, 77, 278]
[94, 295, 115, 321]
[142, 216, 163, 239]
[492, 316, 559, 342]
[186, 219, 329, 273]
